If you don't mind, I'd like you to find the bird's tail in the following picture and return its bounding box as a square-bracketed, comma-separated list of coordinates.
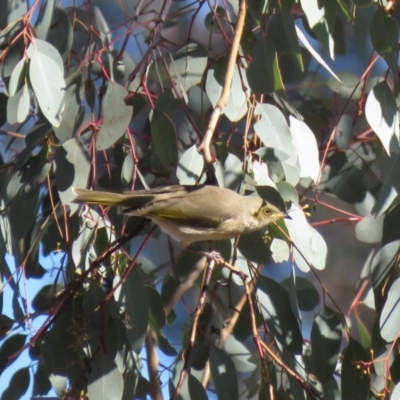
[72, 187, 153, 209]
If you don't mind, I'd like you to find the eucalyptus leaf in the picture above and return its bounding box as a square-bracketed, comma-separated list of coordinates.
[28, 38, 65, 127]
[96, 81, 133, 151]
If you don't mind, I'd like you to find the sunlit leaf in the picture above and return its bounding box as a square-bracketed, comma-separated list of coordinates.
[289, 116, 320, 183]
[28, 38, 65, 127]
[365, 81, 399, 155]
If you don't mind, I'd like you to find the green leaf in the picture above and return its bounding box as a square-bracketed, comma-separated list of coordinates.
[365, 81, 399, 155]
[374, 154, 400, 215]
[392, 383, 400, 399]
[370, 9, 399, 84]
[285, 204, 327, 272]
[7, 83, 30, 124]
[35, 0, 55, 40]
[380, 278, 400, 342]
[0, 367, 30, 400]
[96, 81, 133, 151]
[257, 275, 303, 353]
[355, 214, 384, 244]
[311, 306, 343, 383]
[0, 334, 26, 369]
[254, 104, 296, 166]
[171, 42, 207, 97]
[9, 186, 39, 240]
[267, 8, 303, 76]
[32, 284, 63, 312]
[222, 335, 256, 373]
[341, 337, 371, 400]
[209, 344, 239, 400]
[281, 276, 320, 311]
[54, 138, 91, 213]
[88, 354, 124, 400]
[147, 285, 166, 331]
[28, 38, 65, 127]
[121, 153, 134, 185]
[150, 111, 178, 169]
[335, 114, 354, 149]
[238, 230, 271, 264]
[8, 56, 26, 96]
[47, 8, 73, 61]
[188, 374, 208, 400]
[300, 0, 336, 58]
[247, 37, 283, 94]
[177, 144, 204, 184]
[116, 265, 148, 352]
[83, 285, 107, 328]
[53, 73, 84, 141]
[370, 240, 400, 288]
[214, 149, 243, 192]
[289, 116, 320, 183]
[206, 63, 248, 122]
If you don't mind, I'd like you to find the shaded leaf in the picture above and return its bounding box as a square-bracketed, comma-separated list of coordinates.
[0, 334, 26, 369]
[54, 138, 91, 212]
[370, 9, 399, 85]
[188, 374, 208, 400]
[88, 354, 124, 400]
[341, 337, 371, 400]
[370, 240, 400, 288]
[0, 367, 30, 400]
[150, 111, 178, 169]
[257, 275, 303, 354]
[311, 306, 343, 383]
[247, 37, 283, 94]
[35, 0, 55, 40]
[209, 344, 238, 400]
[116, 265, 148, 352]
[96, 81, 133, 150]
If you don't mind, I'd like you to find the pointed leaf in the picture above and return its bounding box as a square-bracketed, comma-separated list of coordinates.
[150, 111, 178, 169]
[341, 338, 371, 400]
[257, 275, 303, 354]
[365, 81, 399, 155]
[88, 354, 123, 400]
[380, 278, 400, 342]
[209, 344, 238, 400]
[370, 9, 399, 79]
[96, 81, 133, 150]
[311, 306, 343, 382]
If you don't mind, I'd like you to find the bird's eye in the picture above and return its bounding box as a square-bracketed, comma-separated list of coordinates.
[264, 207, 272, 215]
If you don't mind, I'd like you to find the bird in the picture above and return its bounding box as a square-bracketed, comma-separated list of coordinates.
[72, 185, 287, 247]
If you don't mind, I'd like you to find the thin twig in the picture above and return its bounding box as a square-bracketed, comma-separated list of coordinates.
[172, 259, 215, 399]
[198, 0, 247, 162]
[145, 327, 163, 400]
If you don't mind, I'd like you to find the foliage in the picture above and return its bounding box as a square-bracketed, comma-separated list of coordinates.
[0, 0, 399, 399]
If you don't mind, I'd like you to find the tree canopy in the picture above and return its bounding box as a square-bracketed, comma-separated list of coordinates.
[0, 0, 400, 399]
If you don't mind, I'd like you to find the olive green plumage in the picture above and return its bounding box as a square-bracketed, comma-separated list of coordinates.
[72, 185, 286, 247]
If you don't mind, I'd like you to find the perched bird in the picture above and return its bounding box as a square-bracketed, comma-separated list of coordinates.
[72, 185, 287, 247]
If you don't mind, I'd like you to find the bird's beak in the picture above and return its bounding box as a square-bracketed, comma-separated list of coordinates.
[284, 214, 292, 220]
